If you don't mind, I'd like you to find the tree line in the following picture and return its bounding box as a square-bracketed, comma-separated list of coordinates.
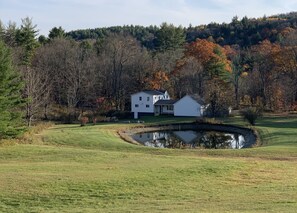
[0, 13, 297, 138]
[67, 12, 297, 48]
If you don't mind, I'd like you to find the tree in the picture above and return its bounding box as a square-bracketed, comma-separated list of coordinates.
[41, 38, 98, 122]
[0, 20, 4, 40]
[224, 46, 247, 109]
[251, 40, 281, 109]
[15, 17, 39, 65]
[99, 33, 146, 110]
[1, 21, 18, 47]
[26, 47, 52, 122]
[151, 48, 184, 95]
[181, 39, 233, 117]
[149, 70, 169, 90]
[185, 39, 231, 75]
[38, 35, 47, 45]
[155, 23, 185, 52]
[15, 17, 40, 126]
[48, 26, 65, 40]
[277, 30, 297, 110]
[172, 56, 205, 98]
[0, 41, 24, 138]
[240, 107, 262, 126]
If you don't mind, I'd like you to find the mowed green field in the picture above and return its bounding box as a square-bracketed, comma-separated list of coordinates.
[0, 116, 297, 212]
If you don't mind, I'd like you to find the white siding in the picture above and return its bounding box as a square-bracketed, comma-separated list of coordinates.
[131, 91, 170, 114]
[174, 95, 202, 117]
[131, 92, 154, 113]
[164, 91, 170, 100]
[153, 95, 164, 104]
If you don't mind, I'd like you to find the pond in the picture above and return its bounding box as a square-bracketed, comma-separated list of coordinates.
[132, 130, 248, 149]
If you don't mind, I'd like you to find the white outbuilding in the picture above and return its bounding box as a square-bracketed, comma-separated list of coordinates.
[173, 95, 207, 117]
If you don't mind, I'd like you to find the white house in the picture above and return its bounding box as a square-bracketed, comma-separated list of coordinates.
[174, 95, 207, 117]
[131, 90, 170, 119]
[131, 90, 207, 118]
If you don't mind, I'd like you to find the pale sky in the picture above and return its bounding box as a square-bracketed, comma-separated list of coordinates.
[1, 0, 297, 36]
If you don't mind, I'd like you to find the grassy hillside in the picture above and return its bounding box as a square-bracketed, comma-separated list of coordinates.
[0, 116, 296, 212]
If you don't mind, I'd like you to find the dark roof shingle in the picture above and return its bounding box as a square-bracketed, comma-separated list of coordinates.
[154, 100, 177, 105]
[142, 90, 166, 95]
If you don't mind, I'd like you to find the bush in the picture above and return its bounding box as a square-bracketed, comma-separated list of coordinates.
[240, 107, 262, 126]
[204, 105, 230, 118]
[105, 110, 133, 119]
[80, 116, 89, 126]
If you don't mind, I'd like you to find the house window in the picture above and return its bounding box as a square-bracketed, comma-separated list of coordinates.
[146, 105, 150, 108]
[135, 104, 139, 108]
[147, 97, 150, 101]
[167, 105, 173, 110]
[139, 96, 142, 101]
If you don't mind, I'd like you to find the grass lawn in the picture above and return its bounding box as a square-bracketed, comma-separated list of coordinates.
[0, 115, 297, 212]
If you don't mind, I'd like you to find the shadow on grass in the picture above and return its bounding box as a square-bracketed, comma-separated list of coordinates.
[256, 117, 297, 128]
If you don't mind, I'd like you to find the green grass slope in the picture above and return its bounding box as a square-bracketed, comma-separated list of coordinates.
[0, 116, 296, 212]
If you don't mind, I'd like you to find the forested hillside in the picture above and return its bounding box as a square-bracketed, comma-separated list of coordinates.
[1, 12, 297, 137]
[67, 12, 297, 48]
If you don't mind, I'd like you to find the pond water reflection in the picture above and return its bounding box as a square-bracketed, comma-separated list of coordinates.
[132, 130, 247, 149]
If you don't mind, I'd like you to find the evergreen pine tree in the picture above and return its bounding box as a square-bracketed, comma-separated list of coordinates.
[155, 23, 186, 52]
[0, 40, 24, 138]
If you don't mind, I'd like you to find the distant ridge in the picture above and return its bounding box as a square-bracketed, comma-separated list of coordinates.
[67, 11, 297, 49]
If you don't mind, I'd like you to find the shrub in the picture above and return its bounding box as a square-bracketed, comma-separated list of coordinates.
[105, 110, 133, 119]
[240, 107, 262, 126]
[92, 117, 97, 125]
[80, 116, 89, 126]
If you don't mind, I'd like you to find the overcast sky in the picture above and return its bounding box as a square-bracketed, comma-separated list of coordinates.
[1, 0, 297, 36]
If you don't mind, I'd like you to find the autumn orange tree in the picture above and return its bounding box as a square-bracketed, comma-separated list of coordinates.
[148, 70, 169, 90]
[186, 39, 231, 76]
[174, 39, 233, 117]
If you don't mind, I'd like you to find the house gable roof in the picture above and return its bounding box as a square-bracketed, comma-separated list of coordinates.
[188, 95, 206, 105]
[174, 94, 206, 106]
[131, 90, 166, 96]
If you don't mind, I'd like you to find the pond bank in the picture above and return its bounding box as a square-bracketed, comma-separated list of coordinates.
[118, 122, 259, 148]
